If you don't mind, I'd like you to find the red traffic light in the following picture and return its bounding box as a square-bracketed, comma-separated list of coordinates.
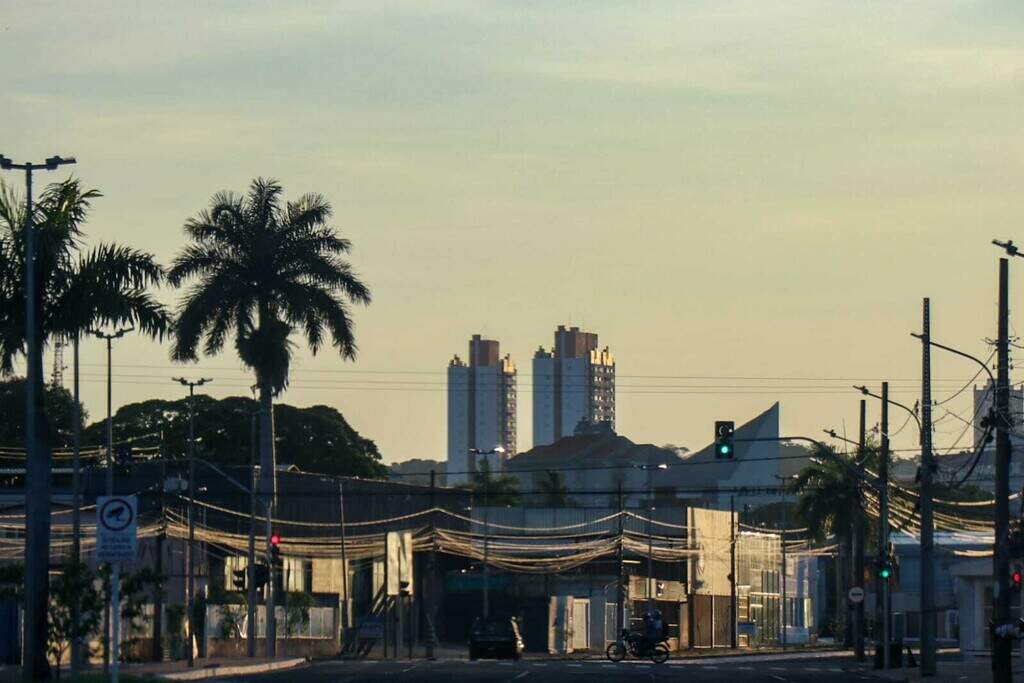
[270, 534, 281, 546]
[1013, 570, 1022, 585]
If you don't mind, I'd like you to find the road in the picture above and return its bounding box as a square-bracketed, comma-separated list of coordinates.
[236, 654, 887, 682]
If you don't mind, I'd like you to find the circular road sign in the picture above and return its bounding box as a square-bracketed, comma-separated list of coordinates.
[848, 586, 865, 604]
[99, 497, 135, 532]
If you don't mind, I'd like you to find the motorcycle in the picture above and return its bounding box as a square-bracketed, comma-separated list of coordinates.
[605, 629, 670, 664]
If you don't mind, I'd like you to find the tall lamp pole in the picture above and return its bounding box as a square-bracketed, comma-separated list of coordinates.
[173, 377, 212, 669]
[469, 446, 505, 618]
[0, 153, 76, 682]
[92, 327, 134, 496]
[633, 462, 668, 614]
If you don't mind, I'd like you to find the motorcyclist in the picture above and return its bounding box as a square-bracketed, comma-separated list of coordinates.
[651, 610, 664, 642]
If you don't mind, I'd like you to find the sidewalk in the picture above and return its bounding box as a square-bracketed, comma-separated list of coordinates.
[875, 659, 1017, 683]
[0, 657, 307, 682]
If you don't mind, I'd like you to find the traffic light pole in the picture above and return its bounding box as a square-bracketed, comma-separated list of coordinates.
[247, 411, 257, 658]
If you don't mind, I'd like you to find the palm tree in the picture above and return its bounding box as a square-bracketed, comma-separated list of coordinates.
[0, 178, 169, 680]
[168, 178, 371, 501]
[537, 469, 571, 507]
[790, 442, 879, 640]
[461, 461, 521, 507]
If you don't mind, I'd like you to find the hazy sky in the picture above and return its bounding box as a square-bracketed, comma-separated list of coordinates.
[3, 1, 1023, 464]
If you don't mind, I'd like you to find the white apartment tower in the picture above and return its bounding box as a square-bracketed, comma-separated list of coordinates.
[532, 325, 615, 448]
[447, 334, 517, 485]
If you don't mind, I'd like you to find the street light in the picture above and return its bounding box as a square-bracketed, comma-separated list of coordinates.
[91, 327, 134, 496]
[1, 153, 77, 681]
[634, 462, 667, 613]
[173, 377, 211, 669]
[469, 446, 505, 618]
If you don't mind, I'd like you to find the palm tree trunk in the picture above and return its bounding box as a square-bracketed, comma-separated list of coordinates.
[257, 382, 276, 500]
[24, 340, 52, 681]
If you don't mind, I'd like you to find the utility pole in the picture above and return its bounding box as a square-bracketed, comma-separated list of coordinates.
[854, 399, 866, 662]
[880, 381, 891, 670]
[617, 479, 625, 638]
[93, 326, 132, 675]
[174, 377, 211, 668]
[247, 406, 258, 658]
[994, 255, 1013, 683]
[919, 298, 936, 677]
[70, 334, 82, 677]
[426, 470, 437, 660]
[730, 496, 737, 649]
[153, 453, 166, 662]
[2, 153, 78, 683]
[483, 465, 490, 619]
[338, 479, 350, 650]
[781, 507, 787, 651]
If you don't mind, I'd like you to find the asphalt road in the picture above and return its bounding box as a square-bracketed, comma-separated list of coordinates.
[236, 654, 888, 682]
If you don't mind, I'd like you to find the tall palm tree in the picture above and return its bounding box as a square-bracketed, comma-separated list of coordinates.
[0, 178, 169, 680]
[168, 178, 371, 501]
[790, 442, 879, 639]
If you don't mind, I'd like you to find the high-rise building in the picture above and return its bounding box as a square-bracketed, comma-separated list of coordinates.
[447, 334, 517, 485]
[532, 325, 615, 447]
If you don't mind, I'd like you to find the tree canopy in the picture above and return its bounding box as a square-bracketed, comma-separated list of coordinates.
[82, 394, 386, 478]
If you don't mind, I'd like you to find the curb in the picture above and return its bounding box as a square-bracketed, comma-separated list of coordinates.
[159, 658, 307, 680]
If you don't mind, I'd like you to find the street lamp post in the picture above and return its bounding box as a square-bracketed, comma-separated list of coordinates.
[0, 153, 76, 683]
[633, 463, 667, 614]
[469, 446, 506, 619]
[173, 377, 212, 669]
[92, 327, 134, 496]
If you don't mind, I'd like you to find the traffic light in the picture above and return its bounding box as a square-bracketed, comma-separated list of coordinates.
[270, 533, 281, 561]
[1012, 566, 1022, 592]
[714, 421, 735, 459]
[232, 568, 247, 591]
[876, 555, 892, 580]
[254, 563, 269, 591]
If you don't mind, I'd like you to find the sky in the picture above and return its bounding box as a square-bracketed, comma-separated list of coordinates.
[3, 1, 1024, 464]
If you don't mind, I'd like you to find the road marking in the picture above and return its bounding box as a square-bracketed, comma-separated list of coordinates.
[770, 676, 787, 682]
[770, 667, 785, 671]
[739, 665, 753, 670]
[532, 663, 548, 667]
[401, 665, 420, 673]
[829, 668, 842, 673]
[602, 664, 614, 668]
[568, 663, 582, 668]
[703, 665, 719, 670]
[509, 673, 530, 682]
[806, 667, 821, 672]
[499, 662, 513, 666]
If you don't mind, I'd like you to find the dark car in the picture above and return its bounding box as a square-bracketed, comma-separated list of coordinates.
[469, 617, 525, 660]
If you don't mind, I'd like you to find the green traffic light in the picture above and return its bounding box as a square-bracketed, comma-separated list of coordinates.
[719, 444, 731, 455]
[880, 567, 891, 579]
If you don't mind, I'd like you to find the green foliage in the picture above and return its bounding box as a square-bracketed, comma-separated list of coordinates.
[217, 604, 247, 639]
[0, 377, 86, 448]
[459, 460, 521, 506]
[47, 560, 102, 679]
[97, 564, 166, 659]
[168, 178, 371, 395]
[0, 178, 170, 375]
[283, 591, 315, 637]
[536, 470, 571, 507]
[81, 394, 386, 477]
[789, 442, 880, 543]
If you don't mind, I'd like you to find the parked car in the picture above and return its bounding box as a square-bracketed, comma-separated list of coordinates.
[469, 617, 525, 660]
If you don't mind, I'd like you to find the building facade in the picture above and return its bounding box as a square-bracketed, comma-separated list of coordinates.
[447, 334, 517, 485]
[532, 325, 615, 448]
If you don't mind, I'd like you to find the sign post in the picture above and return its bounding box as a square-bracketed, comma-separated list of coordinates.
[848, 586, 865, 605]
[96, 495, 138, 683]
